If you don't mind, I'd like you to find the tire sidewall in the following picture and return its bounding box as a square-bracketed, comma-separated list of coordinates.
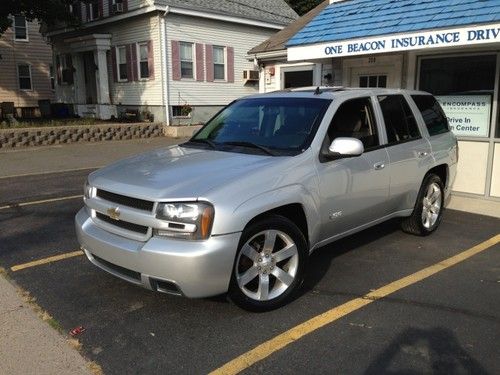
[228, 215, 308, 312]
[415, 174, 445, 234]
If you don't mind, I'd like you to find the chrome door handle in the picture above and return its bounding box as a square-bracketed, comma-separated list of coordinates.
[418, 151, 429, 158]
[374, 162, 385, 170]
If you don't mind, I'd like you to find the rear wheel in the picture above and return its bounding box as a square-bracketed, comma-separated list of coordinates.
[228, 215, 308, 311]
[402, 173, 444, 236]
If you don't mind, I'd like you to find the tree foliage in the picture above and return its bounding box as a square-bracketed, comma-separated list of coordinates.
[0, 0, 84, 36]
[285, 0, 324, 16]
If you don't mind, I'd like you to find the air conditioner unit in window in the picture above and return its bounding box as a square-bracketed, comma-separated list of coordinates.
[243, 69, 259, 82]
[113, 3, 124, 13]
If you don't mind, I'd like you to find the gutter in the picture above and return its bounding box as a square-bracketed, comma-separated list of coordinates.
[159, 7, 171, 126]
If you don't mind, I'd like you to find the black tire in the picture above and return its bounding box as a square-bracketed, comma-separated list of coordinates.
[401, 173, 445, 236]
[228, 215, 308, 312]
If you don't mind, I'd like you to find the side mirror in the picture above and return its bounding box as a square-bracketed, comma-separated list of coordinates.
[328, 137, 364, 159]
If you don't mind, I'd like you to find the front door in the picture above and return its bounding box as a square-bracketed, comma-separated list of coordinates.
[316, 96, 390, 241]
[82, 51, 97, 104]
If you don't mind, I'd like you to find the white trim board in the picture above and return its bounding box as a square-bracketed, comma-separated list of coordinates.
[288, 23, 500, 61]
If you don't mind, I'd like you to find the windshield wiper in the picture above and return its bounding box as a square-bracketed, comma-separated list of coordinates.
[185, 139, 217, 149]
[221, 141, 276, 156]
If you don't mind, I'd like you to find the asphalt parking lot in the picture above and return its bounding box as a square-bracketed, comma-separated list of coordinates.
[1, 165, 499, 374]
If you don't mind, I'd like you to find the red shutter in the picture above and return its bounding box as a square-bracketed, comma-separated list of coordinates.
[126, 44, 132, 81]
[205, 44, 214, 82]
[123, 0, 128, 12]
[67, 54, 74, 84]
[147, 40, 155, 80]
[111, 46, 118, 82]
[195, 43, 204, 82]
[227, 46, 234, 83]
[130, 44, 138, 81]
[171, 40, 181, 81]
[56, 55, 61, 84]
[98, 0, 103, 18]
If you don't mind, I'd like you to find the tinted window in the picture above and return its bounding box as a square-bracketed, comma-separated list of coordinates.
[378, 95, 420, 144]
[327, 97, 379, 150]
[192, 98, 331, 154]
[412, 95, 449, 136]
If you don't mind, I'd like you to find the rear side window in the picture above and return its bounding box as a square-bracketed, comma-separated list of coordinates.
[378, 95, 420, 144]
[411, 95, 449, 136]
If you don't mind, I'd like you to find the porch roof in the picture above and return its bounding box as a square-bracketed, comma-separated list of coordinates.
[287, 0, 500, 47]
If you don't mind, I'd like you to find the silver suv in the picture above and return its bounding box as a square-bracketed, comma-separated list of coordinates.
[76, 88, 458, 311]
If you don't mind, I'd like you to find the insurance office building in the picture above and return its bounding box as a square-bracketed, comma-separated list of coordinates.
[252, 0, 500, 201]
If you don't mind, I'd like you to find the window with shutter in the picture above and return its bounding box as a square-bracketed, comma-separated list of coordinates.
[180, 42, 194, 79]
[117, 46, 128, 81]
[213, 46, 225, 81]
[18, 64, 32, 90]
[138, 42, 149, 79]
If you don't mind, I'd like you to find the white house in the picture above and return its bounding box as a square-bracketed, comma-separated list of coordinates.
[46, 0, 297, 124]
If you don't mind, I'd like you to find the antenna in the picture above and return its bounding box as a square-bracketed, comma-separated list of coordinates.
[314, 87, 322, 95]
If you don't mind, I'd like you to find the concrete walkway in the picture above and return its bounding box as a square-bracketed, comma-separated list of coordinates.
[0, 275, 92, 375]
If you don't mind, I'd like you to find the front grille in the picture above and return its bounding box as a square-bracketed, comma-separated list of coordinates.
[96, 212, 149, 235]
[96, 189, 154, 212]
[92, 254, 141, 281]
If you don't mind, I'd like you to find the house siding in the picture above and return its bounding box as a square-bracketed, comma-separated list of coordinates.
[0, 20, 54, 107]
[107, 15, 163, 106]
[166, 14, 274, 107]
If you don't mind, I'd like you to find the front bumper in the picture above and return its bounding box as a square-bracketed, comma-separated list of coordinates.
[75, 208, 240, 298]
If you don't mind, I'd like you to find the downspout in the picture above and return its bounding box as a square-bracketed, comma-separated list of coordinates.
[159, 7, 171, 126]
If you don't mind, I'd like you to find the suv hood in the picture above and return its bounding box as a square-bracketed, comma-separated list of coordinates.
[89, 145, 280, 201]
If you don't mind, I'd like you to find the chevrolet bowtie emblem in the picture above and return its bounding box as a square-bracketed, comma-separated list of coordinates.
[107, 207, 120, 220]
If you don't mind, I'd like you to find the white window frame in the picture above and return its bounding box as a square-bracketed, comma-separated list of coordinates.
[213, 45, 226, 81]
[137, 42, 150, 80]
[17, 64, 33, 91]
[13, 15, 28, 42]
[116, 46, 128, 82]
[180, 42, 195, 80]
[88, 0, 99, 21]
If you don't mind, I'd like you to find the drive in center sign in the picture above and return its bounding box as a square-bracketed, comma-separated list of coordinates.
[436, 95, 492, 137]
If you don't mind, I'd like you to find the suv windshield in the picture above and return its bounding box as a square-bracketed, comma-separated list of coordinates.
[187, 97, 331, 155]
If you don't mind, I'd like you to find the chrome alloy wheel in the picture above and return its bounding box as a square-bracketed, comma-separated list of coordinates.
[235, 230, 299, 301]
[421, 182, 442, 229]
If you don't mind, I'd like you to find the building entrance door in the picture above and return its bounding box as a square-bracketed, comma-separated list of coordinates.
[82, 51, 97, 104]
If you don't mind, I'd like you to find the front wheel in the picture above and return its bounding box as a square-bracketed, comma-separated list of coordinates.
[402, 173, 445, 236]
[228, 215, 308, 311]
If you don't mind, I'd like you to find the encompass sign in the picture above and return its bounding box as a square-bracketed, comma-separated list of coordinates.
[288, 23, 500, 61]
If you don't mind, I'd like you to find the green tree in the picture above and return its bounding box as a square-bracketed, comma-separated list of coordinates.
[285, 0, 324, 16]
[0, 0, 84, 36]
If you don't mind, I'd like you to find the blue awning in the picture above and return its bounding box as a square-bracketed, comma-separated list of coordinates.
[287, 0, 500, 47]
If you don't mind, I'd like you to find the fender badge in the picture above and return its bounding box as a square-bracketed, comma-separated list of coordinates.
[107, 207, 121, 220]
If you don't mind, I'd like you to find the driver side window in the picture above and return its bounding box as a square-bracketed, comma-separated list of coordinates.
[326, 97, 380, 151]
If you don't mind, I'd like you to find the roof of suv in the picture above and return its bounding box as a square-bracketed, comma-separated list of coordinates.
[245, 87, 432, 100]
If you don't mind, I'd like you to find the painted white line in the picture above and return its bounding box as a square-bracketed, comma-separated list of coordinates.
[0, 166, 103, 180]
[0, 195, 83, 211]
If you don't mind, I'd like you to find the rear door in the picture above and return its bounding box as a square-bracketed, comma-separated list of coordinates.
[376, 94, 433, 212]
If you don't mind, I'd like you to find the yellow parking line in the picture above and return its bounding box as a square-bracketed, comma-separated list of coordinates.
[0, 195, 82, 211]
[210, 234, 500, 375]
[10, 250, 84, 272]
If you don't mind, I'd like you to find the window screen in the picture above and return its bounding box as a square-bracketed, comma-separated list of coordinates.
[412, 95, 449, 136]
[378, 95, 420, 144]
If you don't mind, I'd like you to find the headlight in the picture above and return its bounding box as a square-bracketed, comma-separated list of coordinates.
[155, 202, 214, 240]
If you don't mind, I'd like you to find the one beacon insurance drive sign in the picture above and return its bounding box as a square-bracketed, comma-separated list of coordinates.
[287, 24, 500, 60]
[437, 95, 492, 138]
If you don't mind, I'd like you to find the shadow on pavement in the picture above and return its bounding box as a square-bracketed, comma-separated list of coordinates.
[364, 327, 489, 375]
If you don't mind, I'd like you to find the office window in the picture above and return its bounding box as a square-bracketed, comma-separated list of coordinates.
[18, 64, 32, 90]
[138, 42, 149, 79]
[180, 42, 194, 79]
[14, 16, 28, 40]
[213, 46, 225, 80]
[117, 46, 128, 81]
